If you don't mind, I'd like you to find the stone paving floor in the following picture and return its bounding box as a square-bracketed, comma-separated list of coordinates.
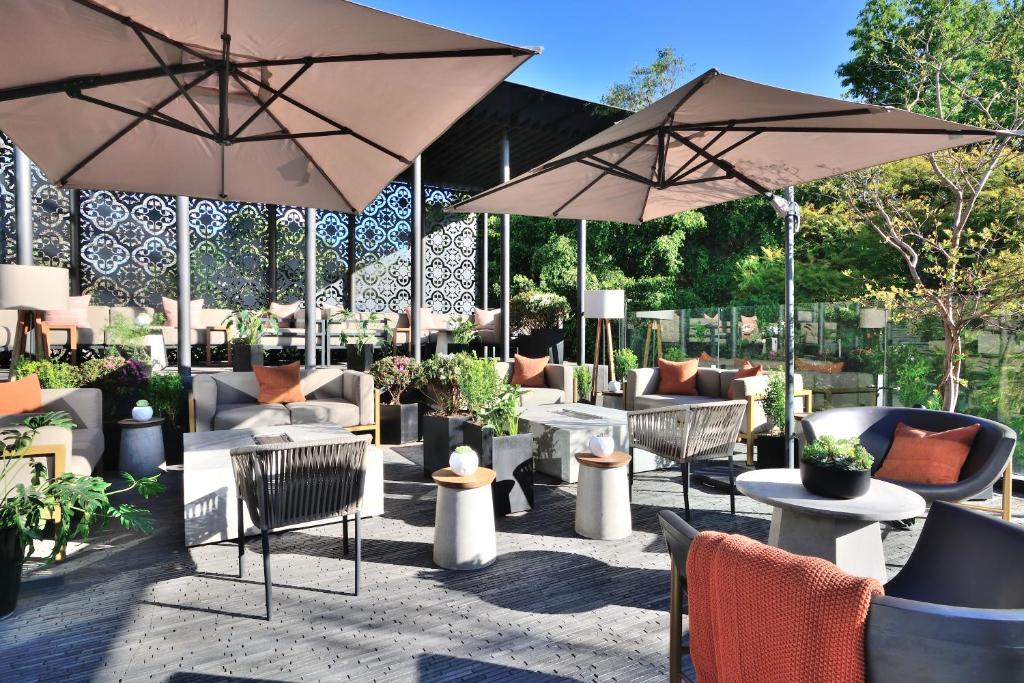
[1, 445, 1019, 683]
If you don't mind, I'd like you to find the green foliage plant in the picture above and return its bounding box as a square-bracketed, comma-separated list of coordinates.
[105, 312, 166, 359]
[574, 365, 592, 401]
[661, 347, 685, 362]
[614, 348, 639, 378]
[0, 412, 165, 563]
[223, 309, 278, 346]
[802, 435, 873, 472]
[456, 356, 522, 437]
[760, 371, 787, 436]
[510, 290, 571, 333]
[145, 373, 185, 424]
[416, 353, 469, 417]
[332, 310, 383, 352]
[370, 356, 420, 406]
[448, 317, 479, 345]
[14, 359, 80, 388]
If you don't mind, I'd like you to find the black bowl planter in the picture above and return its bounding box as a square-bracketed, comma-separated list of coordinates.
[0, 526, 24, 619]
[345, 344, 376, 372]
[380, 403, 421, 445]
[799, 459, 871, 499]
[231, 341, 265, 372]
[421, 414, 470, 478]
[755, 435, 797, 469]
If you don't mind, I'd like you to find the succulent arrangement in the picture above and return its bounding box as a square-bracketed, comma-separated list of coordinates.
[801, 436, 874, 471]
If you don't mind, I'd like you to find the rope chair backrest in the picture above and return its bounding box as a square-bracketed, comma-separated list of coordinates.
[627, 406, 689, 463]
[684, 400, 747, 463]
[230, 435, 370, 531]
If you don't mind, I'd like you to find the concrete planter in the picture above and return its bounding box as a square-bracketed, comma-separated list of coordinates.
[380, 403, 420, 444]
[464, 423, 535, 515]
[231, 341, 264, 372]
[422, 414, 470, 478]
[345, 344, 375, 372]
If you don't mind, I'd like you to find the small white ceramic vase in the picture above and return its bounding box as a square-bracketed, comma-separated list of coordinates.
[449, 445, 479, 476]
[588, 435, 614, 457]
[607, 380, 622, 393]
[132, 405, 154, 421]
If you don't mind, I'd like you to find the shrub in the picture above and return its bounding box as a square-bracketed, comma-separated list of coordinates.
[802, 435, 873, 471]
[661, 347, 685, 362]
[510, 290, 571, 332]
[416, 353, 470, 416]
[447, 317, 479, 345]
[761, 371, 786, 435]
[370, 356, 420, 406]
[574, 365, 592, 401]
[14, 359, 81, 388]
[458, 356, 503, 423]
[145, 372, 185, 424]
[613, 348, 638, 379]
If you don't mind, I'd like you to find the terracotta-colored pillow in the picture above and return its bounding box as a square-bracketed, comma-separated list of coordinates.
[473, 307, 499, 331]
[658, 358, 699, 395]
[162, 297, 205, 330]
[253, 362, 306, 405]
[875, 422, 981, 485]
[45, 294, 92, 329]
[0, 374, 44, 415]
[511, 354, 548, 388]
[728, 363, 763, 400]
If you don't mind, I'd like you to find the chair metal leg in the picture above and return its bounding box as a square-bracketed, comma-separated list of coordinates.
[628, 448, 634, 502]
[728, 457, 736, 515]
[354, 511, 361, 596]
[682, 461, 691, 522]
[343, 514, 349, 556]
[237, 498, 245, 578]
[669, 560, 683, 683]
[261, 530, 272, 620]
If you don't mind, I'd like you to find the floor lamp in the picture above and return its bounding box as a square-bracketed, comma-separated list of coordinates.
[0, 265, 70, 379]
[637, 310, 675, 367]
[584, 289, 624, 402]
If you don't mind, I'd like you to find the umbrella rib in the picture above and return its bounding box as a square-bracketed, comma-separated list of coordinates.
[132, 28, 218, 135]
[552, 133, 655, 217]
[672, 124, 990, 136]
[578, 157, 656, 186]
[670, 131, 771, 195]
[234, 47, 535, 69]
[666, 131, 761, 185]
[231, 69, 410, 164]
[229, 72, 357, 212]
[59, 69, 215, 185]
[66, 89, 215, 140]
[675, 107, 877, 130]
[666, 129, 729, 184]
[230, 62, 313, 140]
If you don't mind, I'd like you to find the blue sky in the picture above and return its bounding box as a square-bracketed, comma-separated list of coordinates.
[368, 0, 866, 104]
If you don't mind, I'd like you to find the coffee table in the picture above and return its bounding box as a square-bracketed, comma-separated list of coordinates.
[735, 468, 926, 582]
[183, 424, 384, 546]
[518, 403, 673, 483]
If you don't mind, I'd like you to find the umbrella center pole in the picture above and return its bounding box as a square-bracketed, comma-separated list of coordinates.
[783, 186, 799, 468]
[219, 32, 232, 142]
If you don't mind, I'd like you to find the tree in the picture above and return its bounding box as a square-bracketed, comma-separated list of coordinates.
[836, 0, 1024, 410]
[602, 47, 687, 111]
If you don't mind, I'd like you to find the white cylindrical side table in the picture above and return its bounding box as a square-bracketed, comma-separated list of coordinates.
[432, 467, 497, 570]
[118, 417, 165, 477]
[575, 452, 632, 540]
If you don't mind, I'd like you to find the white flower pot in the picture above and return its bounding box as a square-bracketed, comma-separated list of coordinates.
[132, 406, 154, 422]
[588, 435, 615, 457]
[607, 380, 622, 393]
[449, 446, 479, 476]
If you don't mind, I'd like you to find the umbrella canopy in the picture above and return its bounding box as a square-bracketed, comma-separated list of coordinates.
[0, 0, 536, 212]
[455, 69, 995, 222]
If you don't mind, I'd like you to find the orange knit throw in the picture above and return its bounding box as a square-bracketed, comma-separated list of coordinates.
[686, 531, 883, 683]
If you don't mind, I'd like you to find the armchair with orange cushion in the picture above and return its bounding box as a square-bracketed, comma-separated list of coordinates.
[801, 406, 1016, 520]
[495, 354, 573, 408]
[659, 502, 1024, 683]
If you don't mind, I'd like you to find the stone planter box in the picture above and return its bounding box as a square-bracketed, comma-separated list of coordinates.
[380, 403, 421, 444]
[464, 423, 535, 515]
[514, 329, 564, 363]
[345, 343, 375, 372]
[422, 414, 470, 478]
[231, 341, 264, 372]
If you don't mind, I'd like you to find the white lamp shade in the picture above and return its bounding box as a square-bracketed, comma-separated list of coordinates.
[0, 264, 69, 310]
[635, 309, 676, 320]
[859, 307, 888, 329]
[584, 289, 625, 319]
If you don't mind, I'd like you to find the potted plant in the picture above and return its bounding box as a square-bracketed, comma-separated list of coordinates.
[416, 353, 471, 477]
[574, 365, 593, 404]
[1, 412, 164, 618]
[105, 312, 165, 370]
[754, 371, 795, 469]
[370, 355, 421, 444]
[445, 316, 480, 355]
[132, 399, 153, 422]
[612, 347, 638, 392]
[800, 436, 874, 499]
[510, 290, 571, 362]
[223, 309, 278, 372]
[459, 356, 534, 515]
[333, 310, 382, 371]
[145, 372, 186, 464]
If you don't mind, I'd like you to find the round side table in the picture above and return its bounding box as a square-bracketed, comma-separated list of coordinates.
[432, 467, 497, 570]
[118, 417, 166, 477]
[574, 452, 632, 540]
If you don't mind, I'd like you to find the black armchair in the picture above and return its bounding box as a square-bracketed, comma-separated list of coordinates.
[658, 502, 1024, 683]
[231, 435, 370, 619]
[802, 406, 1016, 520]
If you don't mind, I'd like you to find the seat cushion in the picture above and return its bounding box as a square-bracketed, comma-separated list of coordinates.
[287, 399, 360, 427]
[213, 403, 291, 430]
[728, 363, 762, 399]
[658, 358, 699, 395]
[253, 362, 305, 404]
[875, 422, 981, 485]
[69, 427, 105, 476]
[634, 394, 723, 411]
[519, 386, 566, 408]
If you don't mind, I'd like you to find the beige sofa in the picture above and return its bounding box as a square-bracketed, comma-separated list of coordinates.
[0, 387, 105, 476]
[191, 368, 380, 443]
[495, 360, 573, 408]
[626, 366, 812, 464]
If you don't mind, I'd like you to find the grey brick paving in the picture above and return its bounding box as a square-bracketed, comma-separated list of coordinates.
[1, 446, 1018, 682]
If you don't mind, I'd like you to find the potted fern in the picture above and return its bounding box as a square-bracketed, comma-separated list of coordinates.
[1, 412, 164, 618]
[800, 436, 874, 499]
[459, 356, 534, 515]
[223, 309, 278, 372]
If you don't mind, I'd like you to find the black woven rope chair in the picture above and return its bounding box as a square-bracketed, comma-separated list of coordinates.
[658, 502, 1024, 683]
[230, 435, 370, 619]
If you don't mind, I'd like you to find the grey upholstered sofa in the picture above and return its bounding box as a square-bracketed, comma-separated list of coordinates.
[802, 406, 1016, 519]
[191, 368, 379, 443]
[0, 387, 104, 476]
[495, 360, 573, 408]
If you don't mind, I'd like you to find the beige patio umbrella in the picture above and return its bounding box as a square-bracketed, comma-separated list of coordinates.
[456, 68, 1001, 465]
[0, 0, 536, 212]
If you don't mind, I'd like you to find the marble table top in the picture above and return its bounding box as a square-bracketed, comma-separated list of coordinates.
[735, 468, 926, 522]
[518, 403, 627, 430]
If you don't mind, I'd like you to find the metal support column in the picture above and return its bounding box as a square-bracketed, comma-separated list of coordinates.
[69, 190, 82, 296]
[267, 205, 278, 302]
[304, 207, 317, 369]
[14, 146, 32, 265]
[176, 195, 191, 377]
[347, 213, 357, 311]
[479, 212, 489, 309]
[783, 186, 797, 468]
[577, 219, 586, 364]
[411, 156, 423, 361]
[500, 132, 511, 361]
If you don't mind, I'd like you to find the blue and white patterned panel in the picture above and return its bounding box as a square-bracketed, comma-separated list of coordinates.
[0, 132, 16, 264]
[424, 185, 477, 315]
[314, 209, 349, 308]
[354, 182, 411, 314]
[190, 200, 269, 310]
[29, 160, 71, 268]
